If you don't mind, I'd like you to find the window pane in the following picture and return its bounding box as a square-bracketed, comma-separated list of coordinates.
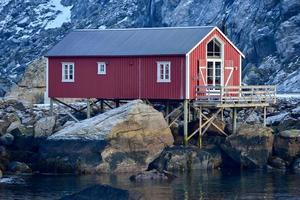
[165, 74, 169, 79]
[207, 41, 214, 52]
[215, 77, 221, 85]
[207, 62, 213, 69]
[207, 77, 213, 85]
[216, 69, 221, 76]
[69, 74, 73, 79]
[207, 68, 213, 76]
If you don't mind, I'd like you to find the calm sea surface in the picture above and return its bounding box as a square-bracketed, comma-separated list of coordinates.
[0, 169, 300, 200]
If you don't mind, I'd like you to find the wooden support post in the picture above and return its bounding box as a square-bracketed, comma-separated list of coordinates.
[100, 100, 104, 112]
[166, 101, 170, 124]
[183, 100, 189, 146]
[115, 100, 120, 108]
[87, 99, 91, 119]
[199, 106, 203, 148]
[263, 106, 267, 127]
[188, 102, 191, 122]
[221, 108, 224, 121]
[232, 107, 237, 134]
[50, 98, 54, 116]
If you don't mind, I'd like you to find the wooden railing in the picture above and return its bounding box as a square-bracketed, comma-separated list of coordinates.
[195, 85, 277, 104]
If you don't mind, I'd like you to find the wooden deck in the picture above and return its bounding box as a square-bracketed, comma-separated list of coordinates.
[194, 85, 276, 108]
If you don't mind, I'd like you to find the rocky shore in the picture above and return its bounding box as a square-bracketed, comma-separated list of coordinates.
[0, 97, 299, 180]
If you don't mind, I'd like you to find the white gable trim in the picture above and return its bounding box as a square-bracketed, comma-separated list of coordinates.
[187, 27, 245, 58]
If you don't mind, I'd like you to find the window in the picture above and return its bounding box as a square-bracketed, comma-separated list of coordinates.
[157, 61, 171, 82]
[207, 38, 221, 58]
[97, 62, 106, 75]
[62, 62, 74, 82]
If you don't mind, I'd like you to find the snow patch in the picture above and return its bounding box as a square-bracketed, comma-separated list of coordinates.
[45, 0, 72, 29]
[266, 112, 289, 125]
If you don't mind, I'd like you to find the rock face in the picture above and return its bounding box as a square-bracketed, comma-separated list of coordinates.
[221, 125, 274, 168]
[274, 130, 300, 162]
[5, 58, 46, 104]
[150, 145, 222, 172]
[39, 100, 174, 174]
[34, 116, 56, 138]
[59, 185, 137, 200]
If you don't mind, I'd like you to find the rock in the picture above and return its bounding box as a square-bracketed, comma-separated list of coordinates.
[268, 157, 287, 170]
[274, 129, 300, 162]
[150, 145, 222, 172]
[292, 158, 300, 172]
[0, 133, 14, 146]
[0, 120, 10, 135]
[39, 100, 173, 174]
[8, 161, 31, 173]
[6, 121, 22, 133]
[59, 184, 141, 200]
[130, 169, 176, 182]
[0, 169, 2, 178]
[34, 116, 56, 138]
[5, 58, 46, 104]
[221, 124, 274, 168]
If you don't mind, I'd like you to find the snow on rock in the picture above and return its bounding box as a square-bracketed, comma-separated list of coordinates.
[45, 0, 72, 29]
[266, 112, 289, 125]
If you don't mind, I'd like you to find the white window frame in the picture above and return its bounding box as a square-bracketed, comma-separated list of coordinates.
[97, 62, 106, 75]
[157, 61, 171, 83]
[62, 62, 75, 82]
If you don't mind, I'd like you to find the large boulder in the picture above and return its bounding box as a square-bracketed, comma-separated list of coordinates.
[0, 133, 14, 146]
[60, 184, 141, 200]
[34, 116, 56, 138]
[150, 145, 222, 172]
[8, 161, 32, 173]
[221, 124, 274, 168]
[273, 129, 300, 163]
[130, 169, 176, 182]
[5, 58, 46, 104]
[38, 100, 174, 174]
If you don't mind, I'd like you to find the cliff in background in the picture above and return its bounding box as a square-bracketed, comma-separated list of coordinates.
[0, 0, 299, 95]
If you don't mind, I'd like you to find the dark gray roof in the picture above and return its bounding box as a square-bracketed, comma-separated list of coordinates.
[46, 26, 215, 57]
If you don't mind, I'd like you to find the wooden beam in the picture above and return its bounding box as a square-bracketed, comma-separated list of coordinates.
[87, 99, 91, 119]
[164, 104, 183, 120]
[263, 106, 267, 127]
[103, 100, 114, 109]
[232, 107, 237, 134]
[168, 111, 183, 128]
[199, 106, 202, 148]
[183, 100, 189, 146]
[50, 98, 54, 116]
[53, 98, 81, 113]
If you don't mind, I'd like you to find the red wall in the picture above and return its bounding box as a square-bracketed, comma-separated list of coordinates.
[189, 29, 241, 99]
[48, 56, 186, 100]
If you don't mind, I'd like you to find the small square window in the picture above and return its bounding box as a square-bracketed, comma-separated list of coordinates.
[157, 61, 171, 83]
[97, 62, 106, 75]
[62, 62, 75, 82]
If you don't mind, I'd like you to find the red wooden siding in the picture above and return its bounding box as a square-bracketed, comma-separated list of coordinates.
[189, 29, 241, 99]
[48, 56, 186, 100]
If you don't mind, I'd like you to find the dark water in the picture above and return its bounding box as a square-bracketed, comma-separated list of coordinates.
[0, 169, 300, 200]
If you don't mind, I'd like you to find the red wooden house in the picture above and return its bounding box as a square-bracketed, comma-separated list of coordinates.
[45, 26, 245, 101]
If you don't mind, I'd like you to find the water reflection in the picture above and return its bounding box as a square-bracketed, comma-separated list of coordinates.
[0, 170, 300, 200]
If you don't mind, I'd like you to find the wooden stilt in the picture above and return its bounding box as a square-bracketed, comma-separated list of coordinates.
[100, 100, 104, 112]
[263, 106, 267, 127]
[183, 100, 189, 146]
[87, 99, 91, 119]
[221, 108, 224, 121]
[166, 101, 170, 124]
[115, 100, 120, 108]
[232, 107, 237, 134]
[199, 106, 202, 148]
[50, 98, 54, 116]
